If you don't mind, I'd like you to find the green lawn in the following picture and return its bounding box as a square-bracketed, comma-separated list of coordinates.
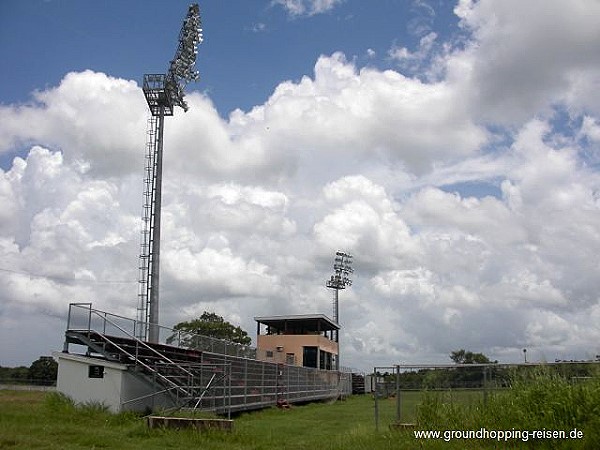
[375, 388, 486, 426]
[0, 391, 403, 450]
[2, 376, 598, 450]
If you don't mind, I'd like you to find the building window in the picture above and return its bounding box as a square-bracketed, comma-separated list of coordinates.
[266, 350, 274, 358]
[302, 346, 318, 368]
[320, 350, 333, 370]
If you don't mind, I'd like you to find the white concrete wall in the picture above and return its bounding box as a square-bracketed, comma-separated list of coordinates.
[55, 352, 177, 413]
[54, 352, 126, 413]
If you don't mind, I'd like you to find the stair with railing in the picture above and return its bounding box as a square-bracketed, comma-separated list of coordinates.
[64, 323, 230, 412]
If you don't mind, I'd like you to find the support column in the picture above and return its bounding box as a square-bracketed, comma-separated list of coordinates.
[148, 106, 165, 343]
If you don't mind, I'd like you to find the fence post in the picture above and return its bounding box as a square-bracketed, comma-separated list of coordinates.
[395, 364, 401, 423]
[243, 358, 248, 407]
[483, 366, 488, 405]
[227, 363, 232, 420]
[261, 361, 265, 404]
[374, 368, 379, 431]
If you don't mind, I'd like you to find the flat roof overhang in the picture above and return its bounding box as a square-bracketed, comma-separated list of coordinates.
[254, 314, 339, 332]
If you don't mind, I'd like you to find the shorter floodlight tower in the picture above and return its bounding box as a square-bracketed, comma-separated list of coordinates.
[326, 251, 353, 370]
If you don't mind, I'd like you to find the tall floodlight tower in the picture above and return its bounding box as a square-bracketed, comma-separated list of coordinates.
[137, 4, 203, 342]
[326, 251, 353, 369]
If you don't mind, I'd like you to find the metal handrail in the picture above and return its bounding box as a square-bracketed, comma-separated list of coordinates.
[89, 309, 196, 379]
[67, 304, 246, 411]
[68, 304, 202, 400]
[91, 332, 191, 398]
[67, 303, 255, 358]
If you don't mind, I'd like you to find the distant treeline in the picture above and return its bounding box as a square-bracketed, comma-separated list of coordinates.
[377, 363, 598, 391]
[0, 356, 58, 386]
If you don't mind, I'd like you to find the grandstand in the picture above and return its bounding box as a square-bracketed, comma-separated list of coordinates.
[56, 303, 352, 414]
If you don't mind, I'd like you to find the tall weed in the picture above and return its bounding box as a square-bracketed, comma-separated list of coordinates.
[414, 368, 600, 448]
[43, 391, 75, 413]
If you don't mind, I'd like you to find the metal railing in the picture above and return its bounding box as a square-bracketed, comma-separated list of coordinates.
[66, 303, 256, 359]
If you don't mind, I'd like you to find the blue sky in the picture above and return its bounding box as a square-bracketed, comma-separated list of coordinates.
[1, 0, 600, 370]
[0, 0, 458, 117]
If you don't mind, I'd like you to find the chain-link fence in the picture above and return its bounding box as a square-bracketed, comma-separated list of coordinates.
[372, 362, 600, 430]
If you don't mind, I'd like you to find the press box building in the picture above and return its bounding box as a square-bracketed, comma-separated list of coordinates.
[254, 314, 339, 370]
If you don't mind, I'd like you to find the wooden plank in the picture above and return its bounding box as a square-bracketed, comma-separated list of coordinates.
[146, 416, 233, 432]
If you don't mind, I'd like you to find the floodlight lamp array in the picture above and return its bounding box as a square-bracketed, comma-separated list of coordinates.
[167, 3, 203, 112]
[327, 251, 353, 290]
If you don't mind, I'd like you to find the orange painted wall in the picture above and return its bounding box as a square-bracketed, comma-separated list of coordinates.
[256, 334, 338, 367]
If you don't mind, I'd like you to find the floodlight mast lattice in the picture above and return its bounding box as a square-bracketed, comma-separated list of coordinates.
[137, 3, 203, 343]
[326, 251, 353, 370]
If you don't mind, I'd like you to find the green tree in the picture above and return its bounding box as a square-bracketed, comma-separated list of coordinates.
[450, 349, 493, 364]
[167, 312, 251, 346]
[448, 349, 503, 388]
[29, 356, 58, 385]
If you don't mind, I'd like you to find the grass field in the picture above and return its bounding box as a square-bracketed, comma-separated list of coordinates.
[0, 390, 401, 450]
[1, 371, 599, 449]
